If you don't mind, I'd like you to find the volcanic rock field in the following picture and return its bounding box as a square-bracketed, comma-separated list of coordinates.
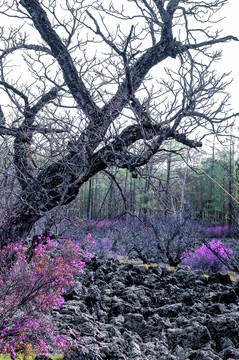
[52, 257, 239, 360]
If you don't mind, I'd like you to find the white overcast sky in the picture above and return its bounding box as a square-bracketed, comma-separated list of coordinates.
[1, 0, 239, 140]
[1, 0, 239, 107]
[216, 0, 239, 113]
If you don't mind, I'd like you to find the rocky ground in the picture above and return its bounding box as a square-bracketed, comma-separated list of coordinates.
[51, 256, 239, 360]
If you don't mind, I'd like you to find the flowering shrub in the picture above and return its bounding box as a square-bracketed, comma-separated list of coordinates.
[87, 236, 119, 258]
[0, 235, 94, 358]
[181, 240, 233, 273]
[205, 225, 239, 238]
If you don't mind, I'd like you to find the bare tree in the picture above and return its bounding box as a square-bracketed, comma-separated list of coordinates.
[0, 0, 237, 242]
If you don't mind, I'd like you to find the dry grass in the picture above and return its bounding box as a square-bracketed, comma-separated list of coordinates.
[0, 353, 63, 360]
[118, 256, 239, 281]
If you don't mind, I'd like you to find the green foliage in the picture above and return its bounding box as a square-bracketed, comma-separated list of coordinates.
[185, 148, 239, 222]
[63, 146, 239, 223]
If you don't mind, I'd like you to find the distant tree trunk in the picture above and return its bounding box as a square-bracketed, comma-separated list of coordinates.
[124, 170, 130, 221]
[130, 177, 136, 214]
[93, 174, 98, 218]
[228, 135, 234, 229]
[210, 136, 216, 220]
[97, 178, 111, 218]
[165, 153, 172, 217]
[87, 178, 93, 219]
[179, 153, 189, 220]
[142, 165, 150, 223]
[108, 180, 114, 220]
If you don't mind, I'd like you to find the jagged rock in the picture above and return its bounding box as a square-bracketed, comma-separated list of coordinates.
[167, 323, 211, 349]
[208, 273, 232, 285]
[159, 303, 184, 317]
[44, 257, 239, 360]
[188, 349, 223, 360]
[219, 346, 239, 359]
